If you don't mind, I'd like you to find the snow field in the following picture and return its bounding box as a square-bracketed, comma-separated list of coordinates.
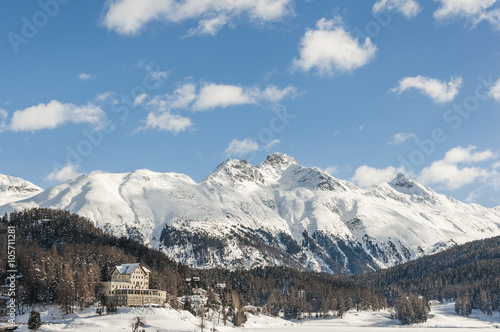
[8, 303, 500, 331]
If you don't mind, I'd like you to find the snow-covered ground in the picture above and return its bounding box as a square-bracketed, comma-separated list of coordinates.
[236, 304, 500, 331]
[12, 306, 200, 331]
[7, 303, 500, 331]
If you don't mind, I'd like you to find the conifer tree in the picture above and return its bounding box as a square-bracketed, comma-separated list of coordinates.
[27, 310, 42, 331]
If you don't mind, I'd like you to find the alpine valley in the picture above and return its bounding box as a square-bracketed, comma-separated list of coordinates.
[1, 153, 500, 274]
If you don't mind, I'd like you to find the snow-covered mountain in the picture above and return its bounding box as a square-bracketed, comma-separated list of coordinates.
[2, 153, 500, 274]
[0, 173, 42, 206]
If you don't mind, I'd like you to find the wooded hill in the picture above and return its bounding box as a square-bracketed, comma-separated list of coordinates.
[356, 234, 500, 314]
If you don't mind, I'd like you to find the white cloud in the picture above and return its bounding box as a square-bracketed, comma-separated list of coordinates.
[464, 168, 500, 203]
[134, 93, 149, 105]
[77, 73, 96, 81]
[193, 84, 257, 111]
[140, 84, 197, 133]
[224, 138, 259, 157]
[324, 166, 339, 176]
[435, 0, 497, 19]
[191, 83, 295, 111]
[151, 82, 294, 112]
[292, 17, 377, 76]
[466, 189, 481, 203]
[351, 165, 406, 187]
[45, 164, 82, 183]
[95, 91, 116, 102]
[489, 78, 500, 101]
[264, 139, 280, 151]
[259, 85, 297, 103]
[10, 100, 106, 132]
[442, 145, 496, 163]
[434, 0, 500, 29]
[146, 84, 197, 112]
[390, 75, 462, 104]
[417, 146, 497, 190]
[418, 162, 488, 190]
[102, 0, 293, 36]
[187, 14, 229, 36]
[140, 81, 295, 133]
[172, 84, 199, 109]
[143, 112, 193, 134]
[388, 132, 416, 145]
[373, 0, 421, 18]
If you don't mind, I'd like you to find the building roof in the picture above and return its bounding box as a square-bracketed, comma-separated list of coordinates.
[114, 263, 150, 275]
[244, 305, 257, 310]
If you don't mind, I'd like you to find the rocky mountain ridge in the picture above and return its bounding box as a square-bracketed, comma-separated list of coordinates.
[2, 153, 500, 274]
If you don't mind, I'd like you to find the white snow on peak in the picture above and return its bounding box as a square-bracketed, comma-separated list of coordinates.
[1, 155, 500, 272]
[207, 158, 266, 184]
[389, 173, 428, 197]
[262, 152, 299, 168]
[0, 173, 42, 206]
[257, 153, 300, 179]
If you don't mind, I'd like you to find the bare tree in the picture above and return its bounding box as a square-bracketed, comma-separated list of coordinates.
[58, 263, 75, 315]
[131, 316, 146, 332]
[198, 307, 206, 332]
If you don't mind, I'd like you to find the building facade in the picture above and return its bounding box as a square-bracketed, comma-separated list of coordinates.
[178, 288, 208, 313]
[101, 263, 168, 307]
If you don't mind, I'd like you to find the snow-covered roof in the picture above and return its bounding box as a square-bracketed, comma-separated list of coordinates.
[115, 263, 139, 274]
[114, 263, 150, 275]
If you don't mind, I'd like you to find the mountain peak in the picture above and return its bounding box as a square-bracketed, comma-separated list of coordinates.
[214, 158, 250, 171]
[264, 153, 299, 167]
[389, 173, 414, 189]
[0, 173, 43, 206]
[257, 153, 300, 180]
[389, 173, 430, 197]
[0, 173, 42, 193]
[208, 158, 265, 184]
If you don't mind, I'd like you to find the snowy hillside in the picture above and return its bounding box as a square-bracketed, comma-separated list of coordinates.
[0, 173, 42, 206]
[2, 153, 500, 273]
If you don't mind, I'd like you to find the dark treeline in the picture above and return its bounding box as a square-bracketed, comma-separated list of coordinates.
[0, 208, 384, 320]
[200, 267, 385, 319]
[356, 236, 500, 316]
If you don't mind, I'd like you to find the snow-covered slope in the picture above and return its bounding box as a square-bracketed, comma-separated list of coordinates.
[0, 173, 42, 206]
[2, 153, 500, 274]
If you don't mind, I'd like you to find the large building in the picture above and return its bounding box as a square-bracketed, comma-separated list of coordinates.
[101, 263, 168, 307]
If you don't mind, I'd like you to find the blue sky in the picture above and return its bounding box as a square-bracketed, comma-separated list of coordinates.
[1, 0, 500, 206]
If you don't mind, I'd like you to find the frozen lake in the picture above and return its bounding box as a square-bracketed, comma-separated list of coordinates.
[232, 304, 500, 332]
